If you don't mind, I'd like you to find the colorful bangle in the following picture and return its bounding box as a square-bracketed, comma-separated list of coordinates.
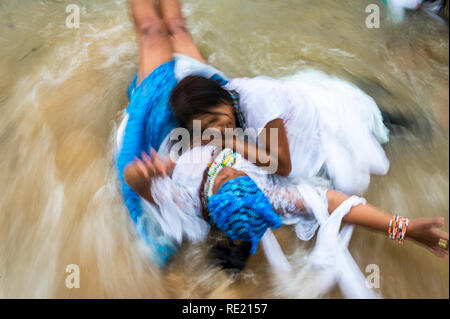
[388, 215, 409, 244]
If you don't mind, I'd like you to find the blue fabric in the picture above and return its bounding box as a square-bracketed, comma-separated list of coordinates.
[207, 176, 282, 254]
[116, 61, 178, 267]
[210, 73, 229, 86]
[117, 61, 233, 267]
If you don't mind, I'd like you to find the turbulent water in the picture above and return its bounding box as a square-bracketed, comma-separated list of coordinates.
[0, 0, 448, 298]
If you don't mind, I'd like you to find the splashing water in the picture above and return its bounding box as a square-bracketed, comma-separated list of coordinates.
[0, 0, 448, 298]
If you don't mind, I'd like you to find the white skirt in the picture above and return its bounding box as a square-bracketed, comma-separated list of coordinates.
[280, 70, 390, 195]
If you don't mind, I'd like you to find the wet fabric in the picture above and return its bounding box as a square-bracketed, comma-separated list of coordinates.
[116, 60, 178, 267]
[169, 55, 390, 195]
[225, 72, 390, 195]
[149, 144, 379, 298]
[116, 57, 232, 267]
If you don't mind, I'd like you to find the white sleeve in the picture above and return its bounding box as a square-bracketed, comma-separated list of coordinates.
[298, 184, 379, 298]
[265, 182, 319, 241]
[145, 177, 210, 245]
[174, 53, 229, 82]
[225, 77, 292, 138]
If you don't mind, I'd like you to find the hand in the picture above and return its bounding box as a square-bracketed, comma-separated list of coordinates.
[408, 217, 449, 258]
[144, 148, 176, 178]
[124, 148, 175, 194]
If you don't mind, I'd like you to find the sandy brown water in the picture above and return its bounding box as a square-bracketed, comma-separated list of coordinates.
[0, 0, 448, 298]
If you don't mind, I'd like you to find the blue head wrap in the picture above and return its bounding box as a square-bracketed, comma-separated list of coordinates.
[206, 176, 282, 254]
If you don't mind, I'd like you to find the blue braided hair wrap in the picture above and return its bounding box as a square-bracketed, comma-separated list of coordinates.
[206, 176, 282, 254]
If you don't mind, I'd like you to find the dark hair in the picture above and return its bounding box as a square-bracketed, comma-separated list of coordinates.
[210, 239, 252, 275]
[170, 75, 236, 128]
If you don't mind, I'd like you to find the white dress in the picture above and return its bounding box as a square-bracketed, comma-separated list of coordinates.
[144, 145, 378, 298]
[174, 54, 390, 195]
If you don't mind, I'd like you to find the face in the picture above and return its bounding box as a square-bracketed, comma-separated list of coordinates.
[212, 167, 247, 195]
[189, 103, 236, 136]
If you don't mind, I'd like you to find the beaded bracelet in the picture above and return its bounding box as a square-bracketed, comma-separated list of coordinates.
[388, 216, 409, 244]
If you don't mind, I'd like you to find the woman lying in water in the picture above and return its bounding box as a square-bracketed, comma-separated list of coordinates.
[116, 0, 449, 281]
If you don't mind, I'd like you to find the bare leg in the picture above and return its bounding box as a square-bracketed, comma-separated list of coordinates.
[159, 0, 206, 63]
[129, 0, 174, 86]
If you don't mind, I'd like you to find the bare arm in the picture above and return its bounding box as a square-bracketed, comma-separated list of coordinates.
[217, 119, 292, 176]
[255, 118, 292, 176]
[326, 190, 449, 257]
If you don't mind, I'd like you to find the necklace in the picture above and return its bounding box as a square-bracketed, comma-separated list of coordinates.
[201, 148, 242, 221]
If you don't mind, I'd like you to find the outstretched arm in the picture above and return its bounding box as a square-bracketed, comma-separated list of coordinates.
[210, 166, 447, 257]
[326, 190, 449, 257]
[279, 185, 449, 257]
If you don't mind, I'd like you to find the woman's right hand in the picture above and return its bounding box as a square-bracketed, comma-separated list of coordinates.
[408, 217, 449, 258]
[124, 149, 175, 201]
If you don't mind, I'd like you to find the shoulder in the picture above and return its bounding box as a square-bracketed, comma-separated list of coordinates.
[225, 77, 290, 124]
